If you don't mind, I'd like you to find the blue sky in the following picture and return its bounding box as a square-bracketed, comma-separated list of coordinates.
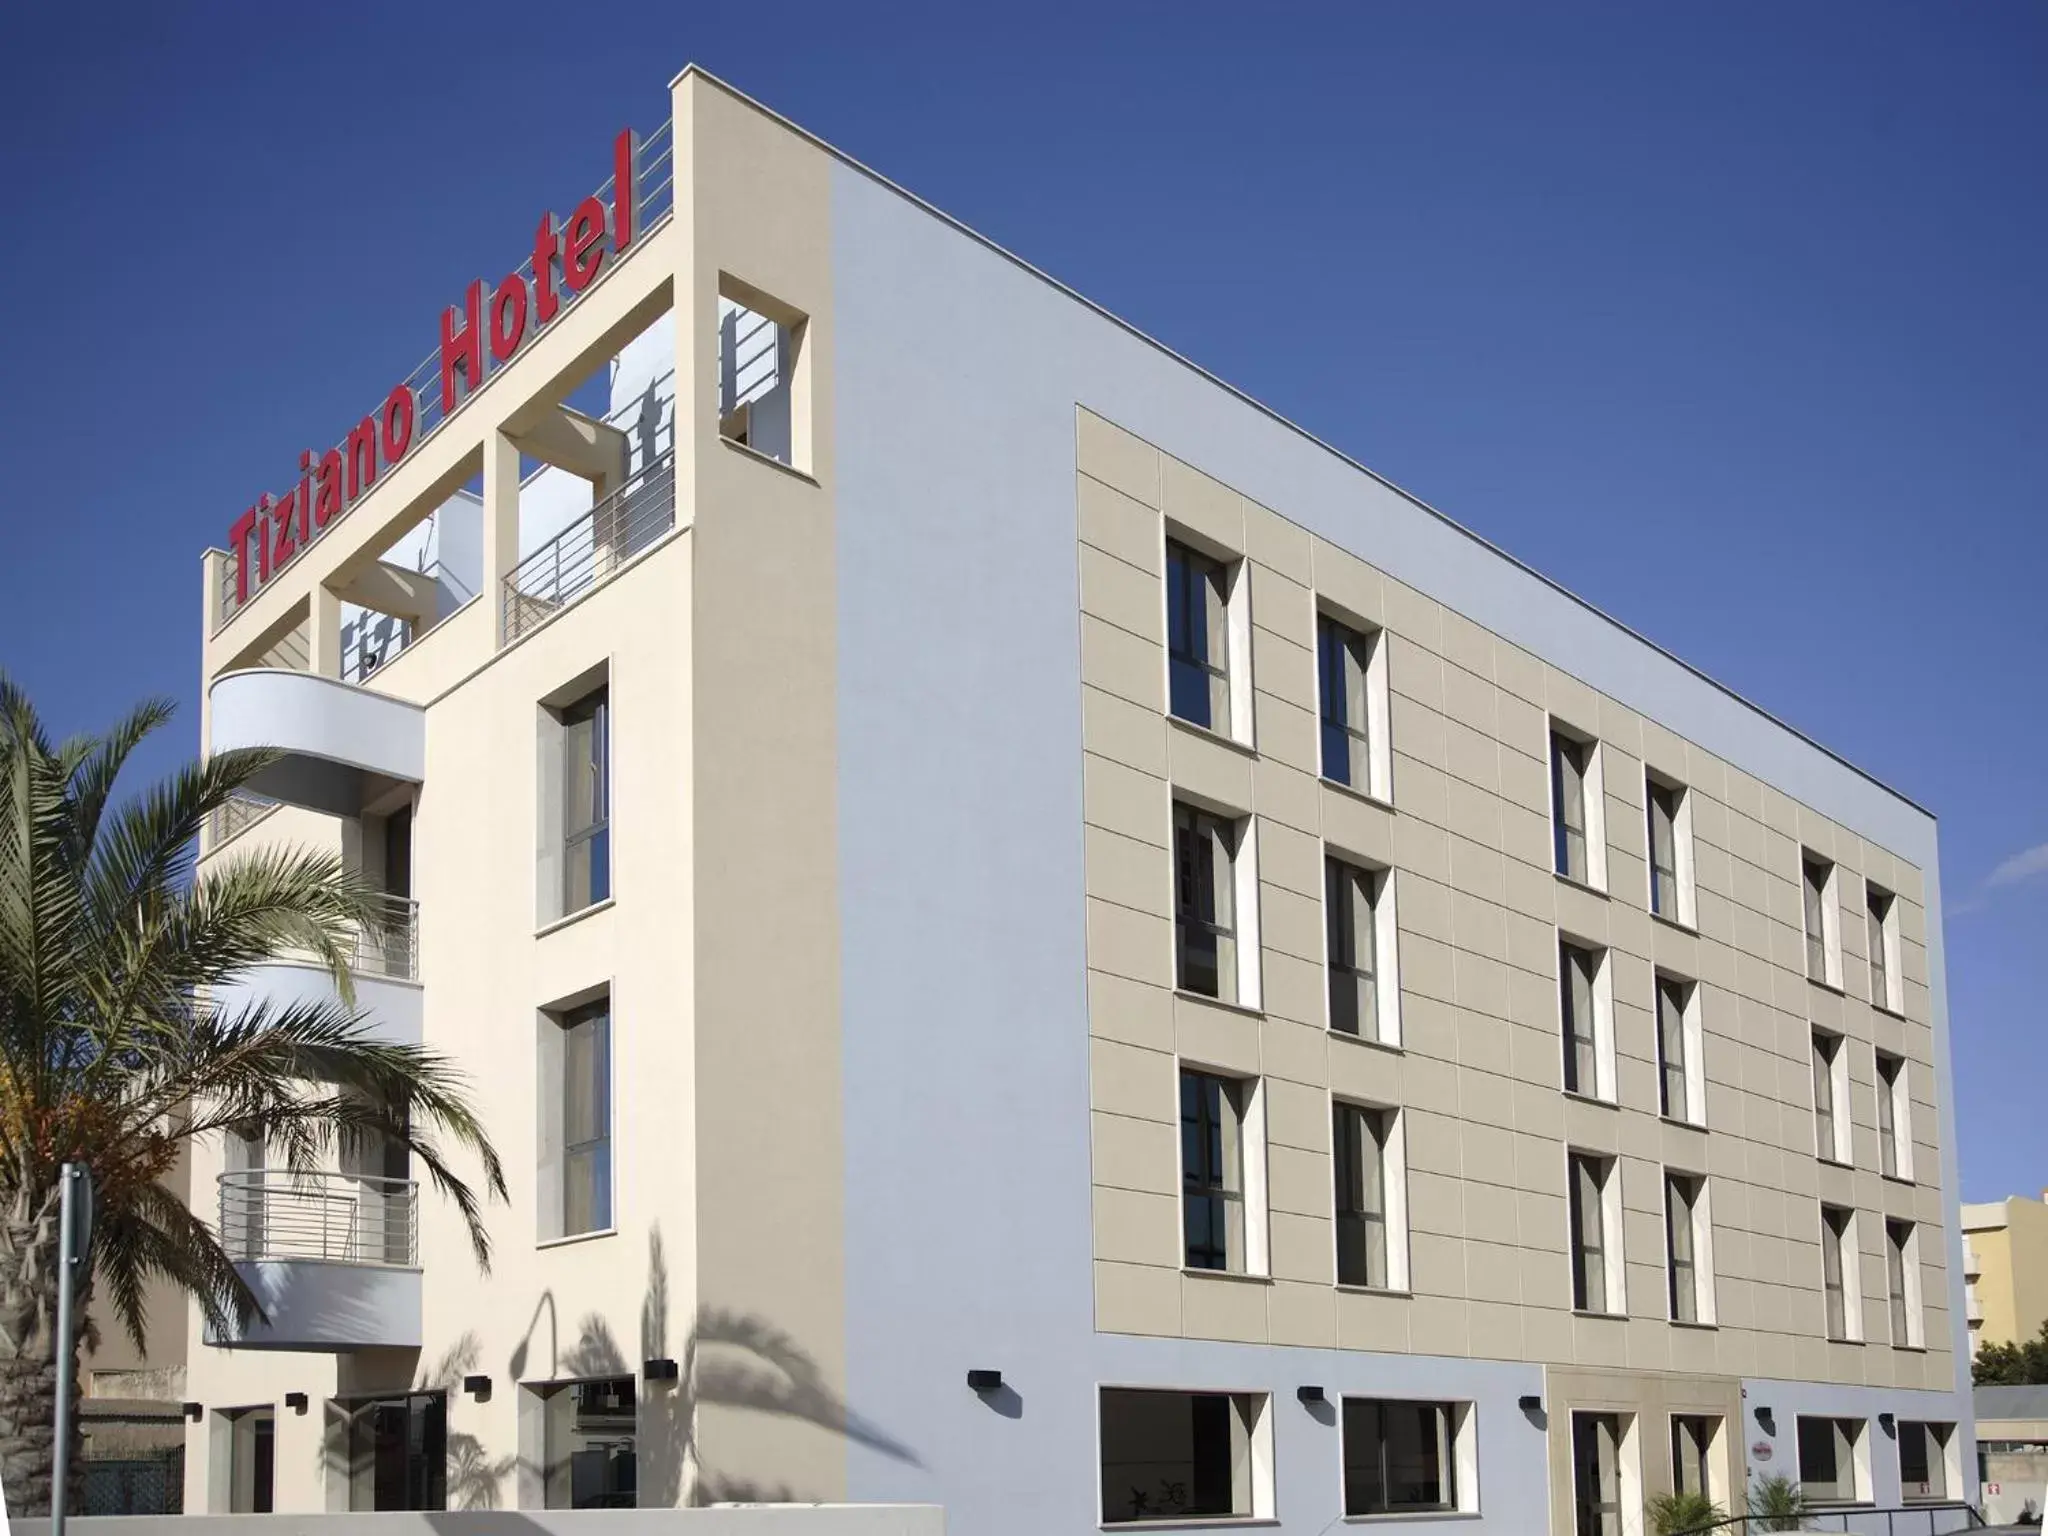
[1, 5, 2040, 1195]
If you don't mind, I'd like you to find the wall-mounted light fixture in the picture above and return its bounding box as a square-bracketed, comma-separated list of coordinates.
[967, 1369, 1003, 1393]
[284, 1393, 308, 1414]
[1878, 1412, 1896, 1435]
[182, 1402, 204, 1422]
[1519, 1394, 1543, 1413]
[1754, 1406, 1775, 1431]
[462, 1375, 491, 1401]
[643, 1358, 679, 1382]
[1296, 1385, 1325, 1405]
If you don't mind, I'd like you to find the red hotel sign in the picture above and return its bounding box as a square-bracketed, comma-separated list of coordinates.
[226, 130, 641, 606]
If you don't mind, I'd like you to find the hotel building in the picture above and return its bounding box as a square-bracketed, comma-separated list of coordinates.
[183, 65, 1973, 1533]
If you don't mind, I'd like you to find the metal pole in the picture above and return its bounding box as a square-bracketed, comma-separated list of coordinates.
[51, 1163, 82, 1536]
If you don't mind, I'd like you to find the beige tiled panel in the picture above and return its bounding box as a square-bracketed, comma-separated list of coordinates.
[1074, 412, 1950, 1389]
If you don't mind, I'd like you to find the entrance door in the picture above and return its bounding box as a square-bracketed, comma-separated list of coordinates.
[1572, 1412, 1623, 1536]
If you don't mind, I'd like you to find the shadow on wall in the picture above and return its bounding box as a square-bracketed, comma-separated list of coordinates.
[322, 1226, 918, 1509]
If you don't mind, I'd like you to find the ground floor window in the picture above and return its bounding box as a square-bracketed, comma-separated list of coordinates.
[1342, 1397, 1462, 1514]
[1796, 1415, 1865, 1505]
[1099, 1387, 1267, 1524]
[538, 1376, 638, 1508]
[1898, 1421, 1952, 1502]
[343, 1392, 447, 1511]
[1573, 1411, 1627, 1536]
[224, 1407, 275, 1513]
[1670, 1414, 1716, 1503]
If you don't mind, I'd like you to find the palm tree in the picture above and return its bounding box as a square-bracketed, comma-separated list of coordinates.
[0, 677, 505, 1513]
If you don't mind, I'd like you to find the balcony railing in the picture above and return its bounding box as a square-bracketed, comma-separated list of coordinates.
[219, 1170, 418, 1267]
[272, 893, 417, 982]
[205, 791, 280, 852]
[217, 118, 676, 628]
[503, 448, 676, 642]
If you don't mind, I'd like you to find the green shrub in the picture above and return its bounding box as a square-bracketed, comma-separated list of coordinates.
[1747, 1473, 1809, 1532]
[1647, 1488, 1725, 1534]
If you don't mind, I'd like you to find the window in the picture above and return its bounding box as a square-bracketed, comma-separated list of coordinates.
[1099, 1388, 1269, 1524]
[1665, 1172, 1712, 1324]
[1670, 1415, 1717, 1503]
[1645, 774, 1694, 925]
[540, 684, 611, 923]
[1342, 1399, 1462, 1515]
[1318, 613, 1386, 797]
[1181, 1070, 1250, 1273]
[1572, 1412, 1627, 1536]
[344, 1393, 447, 1511]
[1867, 883, 1900, 1011]
[1334, 1102, 1402, 1290]
[1166, 540, 1233, 736]
[1570, 1153, 1622, 1314]
[1876, 1051, 1912, 1180]
[1796, 1416, 1865, 1504]
[1820, 1205, 1861, 1342]
[539, 1377, 637, 1508]
[1326, 857, 1394, 1043]
[1802, 853, 1840, 987]
[1655, 973, 1703, 1124]
[1811, 1031, 1850, 1164]
[1898, 1422, 1952, 1502]
[1559, 940, 1614, 1102]
[540, 998, 613, 1241]
[1175, 803, 1242, 1003]
[1887, 1218, 1923, 1347]
[1550, 729, 1604, 886]
[717, 282, 810, 472]
[222, 1407, 275, 1514]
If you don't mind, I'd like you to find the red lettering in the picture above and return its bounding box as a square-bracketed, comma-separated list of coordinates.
[439, 279, 485, 413]
[613, 129, 637, 251]
[346, 417, 379, 500]
[563, 196, 606, 292]
[533, 215, 561, 325]
[271, 489, 299, 567]
[315, 450, 343, 527]
[296, 452, 314, 545]
[382, 385, 415, 463]
[229, 507, 259, 603]
[490, 274, 528, 362]
[254, 495, 275, 583]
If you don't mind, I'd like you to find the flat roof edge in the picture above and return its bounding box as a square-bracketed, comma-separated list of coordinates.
[673, 64, 1933, 823]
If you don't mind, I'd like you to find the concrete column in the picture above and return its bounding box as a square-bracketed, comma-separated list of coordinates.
[483, 430, 521, 645]
[308, 584, 343, 679]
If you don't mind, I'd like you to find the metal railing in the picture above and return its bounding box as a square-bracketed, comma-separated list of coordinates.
[502, 448, 676, 642]
[273, 893, 417, 981]
[218, 119, 675, 626]
[204, 792, 280, 853]
[218, 1170, 418, 1266]
[1675, 1502, 1986, 1534]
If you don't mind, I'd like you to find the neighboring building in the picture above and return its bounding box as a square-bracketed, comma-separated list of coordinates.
[180, 65, 1973, 1533]
[1975, 1384, 2048, 1525]
[1964, 1194, 2048, 1352]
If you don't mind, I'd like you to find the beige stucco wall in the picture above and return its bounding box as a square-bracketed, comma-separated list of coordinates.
[1964, 1197, 2048, 1351]
[1076, 409, 1952, 1393]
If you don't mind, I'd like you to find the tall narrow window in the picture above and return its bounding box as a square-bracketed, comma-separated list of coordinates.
[1326, 858, 1380, 1040]
[1867, 883, 1898, 1011]
[226, 1407, 276, 1514]
[1318, 615, 1375, 791]
[1166, 540, 1231, 735]
[1656, 975, 1690, 1122]
[1560, 941, 1605, 1099]
[540, 1377, 637, 1508]
[1569, 1153, 1614, 1313]
[561, 1001, 612, 1237]
[1174, 804, 1239, 1001]
[1821, 1205, 1855, 1341]
[1899, 1422, 1951, 1502]
[1552, 732, 1592, 883]
[1812, 1031, 1846, 1163]
[1876, 1051, 1910, 1180]
[346, 1393, 448, 1511]
[1670, 1415, 1716, 1502]
[561, 689, 611, 914]
[1181, 1070, 1248, 1273]
[1343, 1399, 1461, 1515]
[1665, 1173, 1702, 1323]
[1646, 778, 1681, 919]
[1802, 853, 1836, 986]
[1887, 1218, 1920, 1347]
[1334, 1102, 1391, 1289]
[1796, 1416, 1863, 1504]
[1572, 1412, 1625, 1536]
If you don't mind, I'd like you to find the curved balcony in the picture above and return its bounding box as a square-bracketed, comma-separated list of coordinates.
[209, 1171, 421, 1352]
[207, 669, 425, 817]
[209, 897, 422, 1048]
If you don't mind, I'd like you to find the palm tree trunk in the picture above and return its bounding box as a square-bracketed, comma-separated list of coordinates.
[0, 1180, 81, 1517]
